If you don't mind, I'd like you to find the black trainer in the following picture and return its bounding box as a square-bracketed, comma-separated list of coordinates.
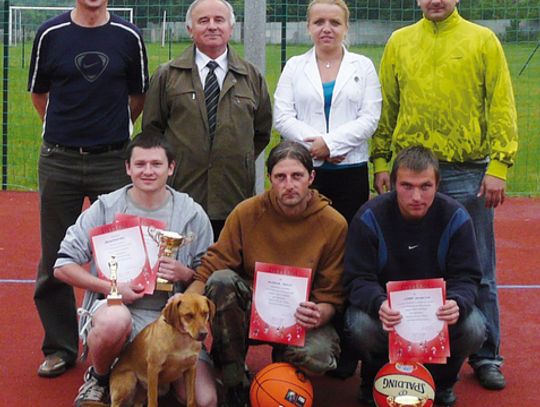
[475, 364, 506, 390]
[435, 387, 457, 406]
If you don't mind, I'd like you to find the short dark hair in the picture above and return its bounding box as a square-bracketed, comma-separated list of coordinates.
[126, 129, 175, 165]
[266, 140, 314, 175]
[390, 146, 440, 187]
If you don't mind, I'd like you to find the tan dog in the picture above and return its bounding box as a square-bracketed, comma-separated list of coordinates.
[110, 293, 215, 407]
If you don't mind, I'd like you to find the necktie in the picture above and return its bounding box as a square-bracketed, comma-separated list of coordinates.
[204, 61, 220, 143]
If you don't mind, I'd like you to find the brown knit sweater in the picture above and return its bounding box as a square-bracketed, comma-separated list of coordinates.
[194, 189, 348, 308]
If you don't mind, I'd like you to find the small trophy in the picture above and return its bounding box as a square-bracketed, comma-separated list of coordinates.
[149, 228, 195, 292]
[106, 255, 123, 305]
[387, 395, 428, 407]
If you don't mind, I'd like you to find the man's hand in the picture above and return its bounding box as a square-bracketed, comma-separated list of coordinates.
[117, 281, 145, 304]
[31, 92, 48, 122]
[379, 300, 401, 331]
[436, 299, 460, 325]
[327, 155, 346, 164]
[157, 257, 194, 284]
[478, 175, 506, 208]
[374, 171, 391, 195]
[295, 301, 322, 330]
[304, 136, 330, 161]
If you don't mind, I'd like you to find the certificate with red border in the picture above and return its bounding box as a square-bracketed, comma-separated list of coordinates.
[387, 278, 450, 364]
[114, 214, 166, 294]
[90, 217, 154, 294]
[249, 262, 313, 347]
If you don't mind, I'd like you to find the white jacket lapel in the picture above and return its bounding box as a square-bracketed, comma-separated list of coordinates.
[304, 49, 324, 103]
[332, 48, 356, 101]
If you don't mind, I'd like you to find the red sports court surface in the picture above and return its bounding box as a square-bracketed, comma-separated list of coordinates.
[0, 191, 538, 406]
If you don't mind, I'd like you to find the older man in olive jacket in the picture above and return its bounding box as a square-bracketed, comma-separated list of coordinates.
[143, 0, 272, 240]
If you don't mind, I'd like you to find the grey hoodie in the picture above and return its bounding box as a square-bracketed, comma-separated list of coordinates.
[55, 184, 213, 337]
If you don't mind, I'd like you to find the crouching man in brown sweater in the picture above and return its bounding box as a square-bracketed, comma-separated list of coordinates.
[186, 140, 348, 406]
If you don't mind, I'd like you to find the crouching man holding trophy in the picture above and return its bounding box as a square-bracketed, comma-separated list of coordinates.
[52, 131, 217, 407]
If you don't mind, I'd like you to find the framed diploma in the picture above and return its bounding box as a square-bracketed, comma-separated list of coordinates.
[249, 262, 313, 347]
[90, 217, 154, 294]
[387, 278, 450, 364]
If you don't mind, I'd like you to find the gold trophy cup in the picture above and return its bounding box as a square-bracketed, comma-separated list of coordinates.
[149, 228, 195, 292]
[106, 255, 123, 305]
[387, 395, 428, 407]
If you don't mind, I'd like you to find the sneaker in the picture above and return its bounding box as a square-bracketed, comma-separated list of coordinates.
[475, 364, 506, 390]
[435, 387, 457, 406]
[37, 354, 68, 378]
[74, 367, 110, 407]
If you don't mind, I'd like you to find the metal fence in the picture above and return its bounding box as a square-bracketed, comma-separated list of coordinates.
[1, 0, 539, 195]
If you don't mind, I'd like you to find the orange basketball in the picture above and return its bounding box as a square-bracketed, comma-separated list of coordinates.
[250, 363, 314, 407]
[373, 362, 435, 407]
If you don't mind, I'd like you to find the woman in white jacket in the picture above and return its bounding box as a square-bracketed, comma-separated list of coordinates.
[274, 0, 381, 223]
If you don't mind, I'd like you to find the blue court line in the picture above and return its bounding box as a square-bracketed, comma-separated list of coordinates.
[1, 280, 539, 288]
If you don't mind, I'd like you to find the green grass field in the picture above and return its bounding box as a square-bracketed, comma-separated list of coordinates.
[2, 40, 539, 195]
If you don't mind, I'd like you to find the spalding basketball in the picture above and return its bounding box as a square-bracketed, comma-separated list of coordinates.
[373, 362, 435, 407]
[250, 363, 314, 407]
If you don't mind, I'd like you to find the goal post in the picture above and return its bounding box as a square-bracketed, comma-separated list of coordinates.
[9, 6, 134, 46]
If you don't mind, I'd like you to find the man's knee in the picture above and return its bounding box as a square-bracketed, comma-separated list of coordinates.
[450, 307, 486, 357]
[88, 305, 131, 349]
[205, 269, 239, 296]
[344, 306, 387, 357]
[205, 269, 251, 309]
[205, 270, 237, 309]
[277, 325, 340, 375]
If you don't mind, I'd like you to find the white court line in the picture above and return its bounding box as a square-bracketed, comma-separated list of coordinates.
[0, 279, 36, 284]
[2, 280, 540, 288]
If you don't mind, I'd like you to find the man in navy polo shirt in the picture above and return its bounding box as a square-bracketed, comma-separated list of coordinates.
[28, 0, 148, 379]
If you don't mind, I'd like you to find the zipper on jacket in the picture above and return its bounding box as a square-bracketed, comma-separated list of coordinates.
[431, 23, 439, 135]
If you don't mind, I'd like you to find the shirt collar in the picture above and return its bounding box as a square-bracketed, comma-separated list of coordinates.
[422, 8, 461, 33]
[195, 47, 228, 72]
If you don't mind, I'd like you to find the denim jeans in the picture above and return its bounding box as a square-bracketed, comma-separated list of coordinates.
[344, 306, 486, 389]
[438, 162, 503, 368]
[34, 142, 129, 363]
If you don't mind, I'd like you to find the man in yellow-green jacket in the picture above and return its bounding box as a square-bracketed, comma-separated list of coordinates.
[371, 0, 517, 394]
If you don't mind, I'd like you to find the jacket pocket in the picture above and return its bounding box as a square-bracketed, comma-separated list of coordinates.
[167, 87, 198, 112]
[232, 93, 256, 115]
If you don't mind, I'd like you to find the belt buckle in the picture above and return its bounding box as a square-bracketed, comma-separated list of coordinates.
[79, 147, 90, 155]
